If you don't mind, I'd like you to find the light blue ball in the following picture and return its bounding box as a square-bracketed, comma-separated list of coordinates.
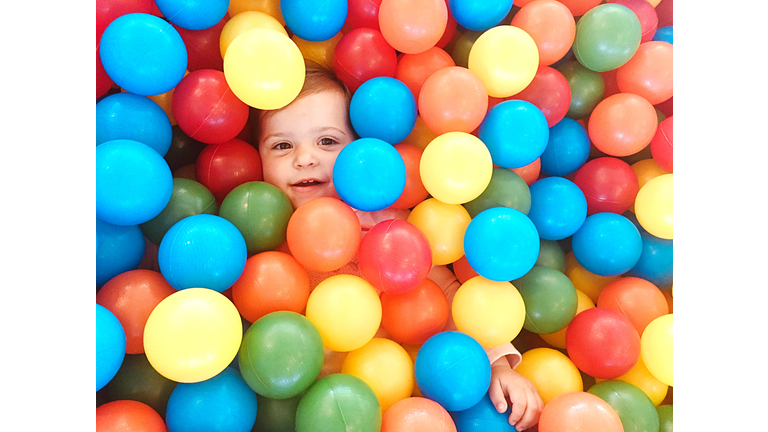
[96, 304, 126, 391]
[166, 368, 258, 432]
[333, 138, 406, 212]
[158, 214, 247, 292]
[96, 218, 145, 288]
[627, 225, 673, 289]
[571, 212, 642, 277]
[350, 77, 417, 145]
[281, 0, 347, 42]
[96, 92, 172, 156]
[449, 392, 517, 431]
[155, 0, 229, 31]
[527, 176, 588, 241]
[478, 100, 550, 169]
[652, 26, 673, 45]
[448, 0, 514, 31]
[540, 118, 591, 176]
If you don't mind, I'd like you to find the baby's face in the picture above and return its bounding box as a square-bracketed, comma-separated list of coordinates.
[259, 90, 356, 209]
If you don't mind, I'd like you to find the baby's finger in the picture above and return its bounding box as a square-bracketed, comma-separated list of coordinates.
[507, 392, 526, 426]
[487, 380, 508, 413]
[515, 390, 543, 430]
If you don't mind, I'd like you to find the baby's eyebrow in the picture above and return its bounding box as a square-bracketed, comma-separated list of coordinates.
[312, 126, 347, 136]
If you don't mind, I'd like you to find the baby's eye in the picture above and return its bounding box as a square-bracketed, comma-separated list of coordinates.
[319, 137, 337, 146]
[272, 142, 292, 150]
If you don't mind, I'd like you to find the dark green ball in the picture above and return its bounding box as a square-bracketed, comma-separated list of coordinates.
[140, 178, 218, 245]
[515, 265, 578, 334]
[463, 167, 531, 218]
[295, 374, 381, 432]
[536, 239, 566, 273]
[96, 353, 177, 418]
[252, 392, 304, 432]
[588, 380, 660, 432]
[557, 61, 605, 120]
[657, 404, 673, 432]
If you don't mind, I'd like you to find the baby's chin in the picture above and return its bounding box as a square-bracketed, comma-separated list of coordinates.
[288, 186, 340, 209]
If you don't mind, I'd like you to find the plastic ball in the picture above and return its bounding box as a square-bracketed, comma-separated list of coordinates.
[572, 4, 642, 72]
[538, 391, 623, 432]
[381, 278, 450, 345]
[588, 380, 660, 432]
[350, 77, 416, 145]
[653, 26, 673, 44]
[333, 28, 398, 93]
[463, 167, 531, 219]
[223, 28, 306, 109]
[650, 115, 673, 172]
[527, 176, 587, 241]
[515, 348, 583, 404]
[96, 92, 172, 156]
[228, 0, 285, 24]
[539, 118, 590, 176]
[395, 47, 456, 102]
[536, 239, 567, 273]
[511, 0, 576, 66]
[597, 277, 668, 335]
[448, 0, 514, 31]
[420, 132, 493, 204]
[96, 140, 173, 226]
[634, 173, 673, 239]
[96, 48, 115, 99]
[556, 60, 605, 120]
[588, 93, 658, 157]
[602, 357, 668, 406]
[418, 66, 489, 135]
[99, 13, 187, 96]
[346, 0, 383, 31]
[144, 288, 243, 383]
[295, 373, 382, 432]
[195, 138, 264, 204]
[449, 392, 516, 431]
[305, 275, 382, 352]
[381, 397, 456, 432]
[414, 331, 491, 412]
[539, 288, 594, 349]
[515, 266, 578, 335]
[238, 311, 324, 398]
[479, 100, 549, 169]
[96, 400, 167, 432]
[156, 0, 228, 31]
[390, 143, 430, 209]
[97, 304, 127, 391]
[220, 11, 288, 59]
[96, 218, 145, 287]
[510, 65, 572, 127]
[97, 270, 177, 354]
[627, 228, 673, 289]
[468, 25, 539, 97]
[407, 198, 471, 265]
[285, 197, 361, 272]
[452, 276, 527, 346]
[281, 0, 347, 42]
[609, 0, 659, 42]
[464, 207, 540, 281]
[174, 17, 228, 72]
[378, 0, 448, 54]
[564, 251, 620, 303]
[292, 32, 343, 70]
[96, 0, 161, 40]
[511, 158, 541, 186]
[139, 178, 217, 245]
[97, 353, 177, 418]
[341, 338, 415, 412]
[450, 29, 484, 69]
[565, 307, 640, 379]
[158, 214, 247, 292]
[616, 41, 672, 105]
[574, 157, 640, 215]
[166, 367, 259, 432]
[641, 314, 673, 386]
[252, 393, 303, 432]
[572, 212, 641, 276]
[657, 405, 673, 432]
[557, 0, 601, 16]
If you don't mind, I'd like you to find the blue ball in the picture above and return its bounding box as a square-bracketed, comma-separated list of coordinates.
[627, 228, 673, 289]
[96, 93, 172, 156]
[652, 26, 673, 45]
[333, 138, 406, 212]
[478, 100, 549, 169]
[415, 331, 491, 412]
[464, 207, 540, 282]
[99, 13, 188, 96]
[539, 118, 591, 176]
[158, 214, 247, 292]
[527, 177, 587, 241]
[96, 218, 145, 287]
[281, 0, 347, 42]
[571, 212, 643, 277]
[96, 139, 173, 226]
[155, 0, 229, 31]
[166, 368, 258, 432]
[349, 77, 417, 145]
[450, 392, 517, 431]
[96, 304, 126, 391]
[448, 0, 514, 31]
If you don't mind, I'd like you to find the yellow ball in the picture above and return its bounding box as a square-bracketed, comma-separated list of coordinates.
[515, 347, 583, 404]
[341, 338, 415, 413]
[468, 25, 539, 98]
[451, 276, 526, 347]
[292, 32, 343, 71]
[143, 288, 243, 383]
[597, 357, 668, 406]
[634, 173, 673, 239]
[641, 314, 673, 386]
[223, 28, 305, 110]
[564, 252, 620, 303]
[220, 11, 288, 59]
[407, 198, 472, 265]
[419, 132, 493, 205]
[539, 289, 595, 349]
[305, 275, 382, 352]
[629, 158, 669, 213]
[228, 0, 285, 25]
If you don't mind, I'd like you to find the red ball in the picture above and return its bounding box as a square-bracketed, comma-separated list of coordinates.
[97, 0, 161, 40]
[195, 138, 263, 203]
[452, 255, 479, 284]
[390, 143, 430, 209]
[97, 47, 114, 99]
[597, 276, 669, 335]
[333, 27, 398, 93]
[650, 115, 673, 173]
[172, 70, 250, 145]
[381, 278, 449, 345]
[435, 1, 458, 49]
[607, 0, 658, 42]
[656, 0, 673, 28]
[395, 46, 456, 102]
[510, 66, 572, 127]
[345, 0, 383, 32]
[359, 219, 432, 294]
[96, 400, 167, 432]
[565, 307, 641, 380]
[573, 157, 639, 215]
[174, 16, 228, 72]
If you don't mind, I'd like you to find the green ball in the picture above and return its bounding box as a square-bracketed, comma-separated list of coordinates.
[163, 125, 207, 173]
[515, 265, 578, 334]
[536, 239, 566, 273]
[140, 178, 218, 245]
[96, 353, 177, 418]
[573, 4, 642, 72]
[219, 181, 293, 256]
[557, 61, 605, 120]
[451, 30, 484, 68]
[252, 392, 304, 432]
[588, 380, 660, 432]
[238, 311, 324, 400]
[657, 404, 673, 432]
[463, 167, 531, 218]
[296, 374, 381, 432]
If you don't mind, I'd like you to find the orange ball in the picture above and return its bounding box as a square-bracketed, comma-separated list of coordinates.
[452, 255, 479, 284]
[381, 397, 457, 432]
[395, 46, 456, 102]
[230, 251, 311, 323]
[511, 0, 576, 66]
[588, 93, 658, 157]
[616, 41, 673, 106]
[557, 0, 603, 17]
[404, 116, 440, 151]
[597, 276, 669, 334]
[378, 0, 448, 54]
[538, 391, 623, 432]
[286, 197, 361, 272]
[418, 66, 489, 135]
[96, 400, 167, 432]
[390, 143, 430, 209]
[96, 270, 177, 354]
[509, 158, 541, 186]
[381, 278, 450, 345]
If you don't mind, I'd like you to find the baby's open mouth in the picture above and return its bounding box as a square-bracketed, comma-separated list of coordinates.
[292, 180, 323, 187]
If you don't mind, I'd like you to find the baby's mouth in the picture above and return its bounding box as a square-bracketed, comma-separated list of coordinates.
[292, 180, 324, 187]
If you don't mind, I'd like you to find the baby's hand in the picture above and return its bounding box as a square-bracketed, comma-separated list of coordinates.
[488, 360, 544, 431]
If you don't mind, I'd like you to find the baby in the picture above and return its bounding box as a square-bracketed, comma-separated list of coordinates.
[257, 62, 543, 430]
